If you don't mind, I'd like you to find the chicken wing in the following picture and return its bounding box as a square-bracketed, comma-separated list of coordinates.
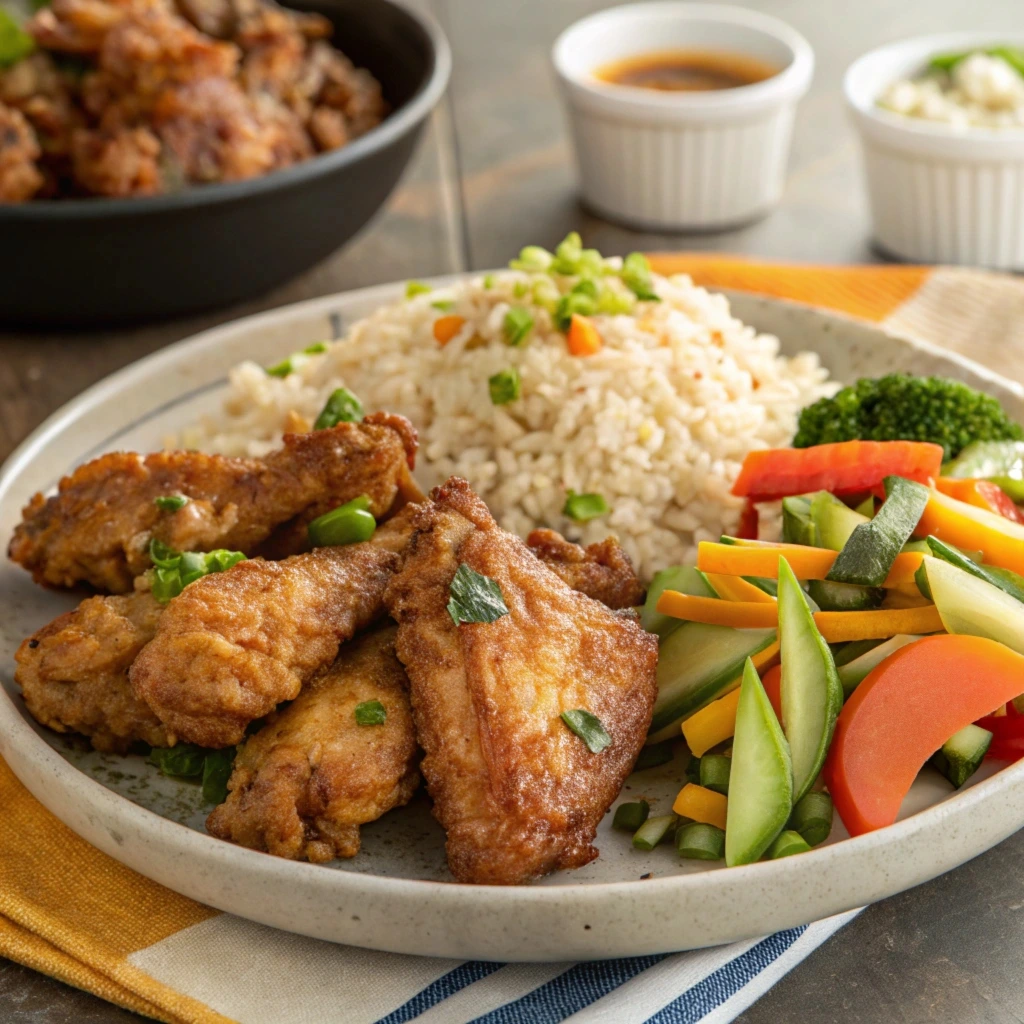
[130, 515, 412, 748]
[384, 478, 659, 885]
[15, 590, 171, 753]
[206, 626, 418, 861]
[9, 412, 417, 593]
[526, 528, 645, 610]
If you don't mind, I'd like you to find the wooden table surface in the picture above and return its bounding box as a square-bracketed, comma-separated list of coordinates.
[4, 0, 1024, 1020]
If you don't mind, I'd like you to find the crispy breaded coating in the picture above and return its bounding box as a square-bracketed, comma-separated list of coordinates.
[15, 591, 171, 752]
[206, 627, 418, 861]
[384, 478, 659, 885]
[9, 412, 417, 593]
[526, 528, 645, 610]
[130, 517, 412, 748]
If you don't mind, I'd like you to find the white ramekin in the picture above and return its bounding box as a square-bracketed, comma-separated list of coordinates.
[846, 32, 1024, 270]
[551, 3, 813, 232]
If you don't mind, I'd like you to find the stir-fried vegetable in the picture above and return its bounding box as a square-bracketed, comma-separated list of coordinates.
[314, 387, 364, 429]
[307, 495, 375, 547]
[916, 487, 1024, 575]
[566, 313, 602, 355]
[433, 315, 466, 345]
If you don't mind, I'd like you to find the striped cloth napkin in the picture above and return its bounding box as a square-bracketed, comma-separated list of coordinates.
[3, 258, 1022, 1024]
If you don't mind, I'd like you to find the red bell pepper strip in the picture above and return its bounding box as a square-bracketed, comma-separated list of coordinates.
[976, 707, 1024, 762]
[824, 635, 1024, 837]
[736, 500, 759, 540]
[732, 441, 944, 502]
[935, 477, 1024, 525]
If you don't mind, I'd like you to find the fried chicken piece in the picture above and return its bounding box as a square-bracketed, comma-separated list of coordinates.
[70, 124, 162, 195]
[206, 627, 418, 861]
[9, 413, 418, 593]
[15, 590, 171, 753]
[130, 515, 412, 748]
[0, 103, 45, 203]
[526, 529, 645, 610]
[384, 478, 659, 885]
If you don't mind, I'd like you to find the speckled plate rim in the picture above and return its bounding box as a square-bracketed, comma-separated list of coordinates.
[2, 279, 1024, 962]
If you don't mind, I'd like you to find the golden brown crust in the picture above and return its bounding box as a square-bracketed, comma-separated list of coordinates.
[8, 414, 418, 593]
[384, 477, 659, 885]
[15, 591, 171, 752]
[206, 627, 419, 861]
[130, 534, 404, 748]
[526, 528, 645, 610]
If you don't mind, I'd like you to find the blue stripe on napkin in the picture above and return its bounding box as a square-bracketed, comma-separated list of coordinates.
[376, 962, 504, 1024]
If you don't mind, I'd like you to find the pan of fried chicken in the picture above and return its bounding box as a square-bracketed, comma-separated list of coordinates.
[0, 0, 450, 324]
[9, 407, 664, 886]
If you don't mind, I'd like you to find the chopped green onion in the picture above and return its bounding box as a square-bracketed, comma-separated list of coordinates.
[0, 10, 34, 68]
[596, 289, 635, 315]
[503, 307, 534, 346]
[634, 741, 674, 771]
[265, 355, 303, 378]
[768, 830, 812, 859]
[149, 538, 180, 569]
[553, 291, 598, 331]
[488, 368, 521, 406]
[676, 821, 725, 861]
[154, 494, 189, 512]
[431, 300, 456, 312]
[202, 748, 236, 804]
[620, 252, 660, 301]
[561, 708, 611, 753]
[684, 753, 703, 785]
[632, 813, 677, 851]
[147, 539, 245, 603]
[509, 245, 554, 272]
[699, 754, 731, 796]
[405, 280, 432, 298]
[148, 744, 206, 778]
[354, 700, 387, 726]
[303, 341, 329, 355]
[483, 273, 496, 289]
[550, 232, 584, 275]
[307, 495, 375, 547]
[314, 387, 364, 429]
[612, 800, 650, 831]
[563, 490, 608, 522]
[786, 791, 833, 847]
[513, 280, 529, 298]
[447, 562, 509, 625]
[571, 278, 599, 300]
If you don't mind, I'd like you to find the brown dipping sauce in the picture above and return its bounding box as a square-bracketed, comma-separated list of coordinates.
[595, 49, 779, 92]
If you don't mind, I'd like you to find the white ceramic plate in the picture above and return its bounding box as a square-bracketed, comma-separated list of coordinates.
[3, 281, 1024, 962]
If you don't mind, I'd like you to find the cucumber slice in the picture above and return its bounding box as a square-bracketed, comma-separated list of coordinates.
[725, 659, 793, 866]
[641, 565, 715, 639]
[811, 491, 869, 551]
[923, 556, 1024, 655]
[931, 723, 993, 788]
[806, 578, 885, 612]
[925, 536, 1024, 604]
[945, 440, 1024, 502]
[782, 495, 816, 546]
[827, 476, 930, 586]
[836, 634, 922, 698]
[648, 624, 777, 742]
[778, 558, 843, 801]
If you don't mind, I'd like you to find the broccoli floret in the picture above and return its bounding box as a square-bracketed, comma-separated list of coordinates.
[794, 374, 1024, 460]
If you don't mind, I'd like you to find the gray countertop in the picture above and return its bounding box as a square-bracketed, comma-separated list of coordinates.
[3, 0, 1024, 1020]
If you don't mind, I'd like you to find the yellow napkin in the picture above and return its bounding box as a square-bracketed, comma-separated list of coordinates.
[3, 258, 1023, 1023]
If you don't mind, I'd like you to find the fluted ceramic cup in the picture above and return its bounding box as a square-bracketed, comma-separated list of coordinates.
[846, 32, 1024, 270]
[552, 3, 813, 232]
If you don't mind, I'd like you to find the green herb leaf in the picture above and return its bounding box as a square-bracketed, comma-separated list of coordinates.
[154, 494, 189, 512]
[314, 387, 364, 429]
[488, 368, 521, 406]
[308, 495, 376, 547]
[0, 10, 34, 68]
[405, 280, 432, 298]
[563, 490, 609, 522]
[148, 744, 206, 778]
[503, 307, 534, 346]
[621, 252, 660, 301]
[201, 748, 236, 804]
[431, 300, 456, 312]
[354, 700, 387, 726]
[447, 563, 509, 625]
[561, 709, 612, 753]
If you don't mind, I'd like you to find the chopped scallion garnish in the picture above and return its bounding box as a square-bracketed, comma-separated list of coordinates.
[148, 538, 246, 603]
[488, 368, 521, 406]
[596, 289, 635, 315]
[621, 252, 660, 302]
[563, 490, 608, 522]
[405, 280, 432, 298]
[447, 563, 509, 625]
[613, 800, 650, 831]
[632, 813, 676, 850]
[154, 494, 189, 512]
[509, 245, 553, 272]
[699, 754, 731, 795]
[513, 280, 528, 298]
[768, 830, 812, 859]
[483, 273, 496, 289]
[675, 822, 725, 861]
[307, 495, 375, 547]
[553, 291, 597, 331]
[503, 307, 534, 346]
[354, 700, 387, 726]
[560, 708, 611, 753]
[314, 387, 364, 429]
[431, 300, 456, 312]
[303, 341, 330, 355]
[265, 341, 329, 377]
